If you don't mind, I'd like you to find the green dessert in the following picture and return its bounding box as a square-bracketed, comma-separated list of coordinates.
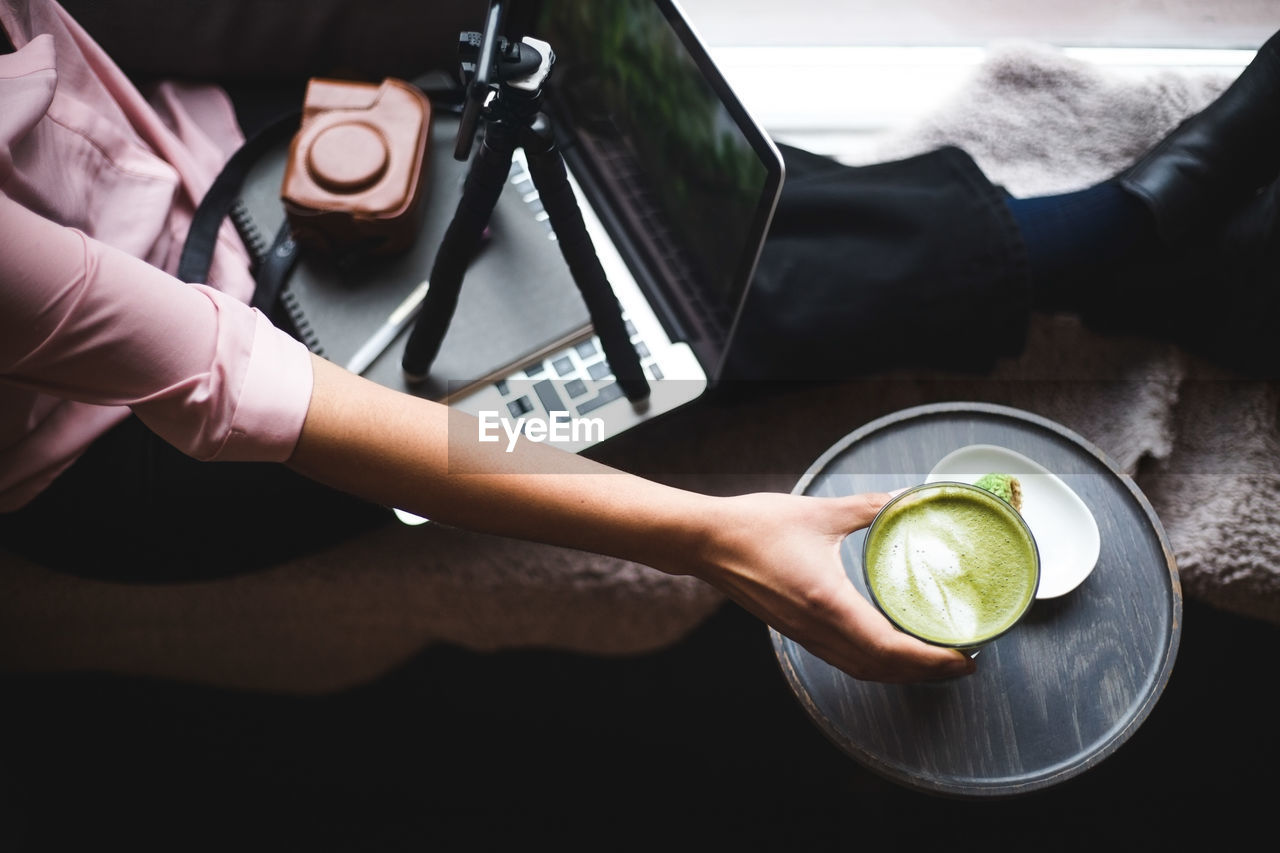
[863, 483, 1038, 647]
[974, 473, 1022, 511]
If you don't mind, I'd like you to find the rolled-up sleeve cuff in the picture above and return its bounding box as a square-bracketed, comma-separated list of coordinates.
[218, 311, 314, 462]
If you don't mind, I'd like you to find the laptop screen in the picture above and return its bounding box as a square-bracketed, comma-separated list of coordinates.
[524, 0, 784, 379]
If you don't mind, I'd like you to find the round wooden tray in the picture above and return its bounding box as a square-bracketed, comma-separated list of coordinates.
[770, 402, 1181, 797]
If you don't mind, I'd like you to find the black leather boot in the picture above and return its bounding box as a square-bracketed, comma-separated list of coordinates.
[1083, 173, 1280, 378]
[1120, 29, 1280, 243]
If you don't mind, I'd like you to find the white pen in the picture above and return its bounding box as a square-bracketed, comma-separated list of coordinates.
[343, 278, 430, 376]
[345, 225, 492, 376]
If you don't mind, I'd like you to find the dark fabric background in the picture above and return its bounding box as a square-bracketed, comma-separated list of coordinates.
[58, 0, 487, 82]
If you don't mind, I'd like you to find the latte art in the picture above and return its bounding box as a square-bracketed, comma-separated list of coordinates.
[864, 483, 1039, 648]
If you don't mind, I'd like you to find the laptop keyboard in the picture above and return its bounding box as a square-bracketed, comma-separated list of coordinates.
[494, 320, 664, 420]
[501, 152, 664, 420]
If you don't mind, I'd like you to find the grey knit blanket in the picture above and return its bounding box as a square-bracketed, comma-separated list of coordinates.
[3, 43, 1274, 692]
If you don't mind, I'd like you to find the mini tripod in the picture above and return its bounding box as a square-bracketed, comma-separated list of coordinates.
[401, 1, 649, 403]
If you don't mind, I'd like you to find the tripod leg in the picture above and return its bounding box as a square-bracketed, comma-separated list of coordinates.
[402, 120, 519, 382]
[522, 128, 650, 403]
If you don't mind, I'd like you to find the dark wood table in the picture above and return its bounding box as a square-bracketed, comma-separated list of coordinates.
[771, 402, 1181, 797]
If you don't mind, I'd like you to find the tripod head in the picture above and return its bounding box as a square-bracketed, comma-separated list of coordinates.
[453, 0, 551, 161]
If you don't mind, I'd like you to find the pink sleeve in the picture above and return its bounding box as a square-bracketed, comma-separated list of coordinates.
[0, 190, 314, 462]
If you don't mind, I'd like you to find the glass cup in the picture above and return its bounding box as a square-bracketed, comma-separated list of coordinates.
[861, 481, 1040, 656]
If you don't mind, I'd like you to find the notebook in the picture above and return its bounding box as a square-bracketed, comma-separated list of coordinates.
[235, 0, 783, 459]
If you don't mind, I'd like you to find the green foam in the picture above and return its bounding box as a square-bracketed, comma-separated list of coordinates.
[865, 485, 1038, 646]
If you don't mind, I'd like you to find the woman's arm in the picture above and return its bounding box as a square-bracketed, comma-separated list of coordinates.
[288, 354, 976, 683]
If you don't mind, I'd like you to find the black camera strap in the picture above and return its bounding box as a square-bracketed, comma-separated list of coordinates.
[177, 110, 301, 314]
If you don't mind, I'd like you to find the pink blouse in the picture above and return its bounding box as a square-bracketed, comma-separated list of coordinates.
[0, 0, 314, 511]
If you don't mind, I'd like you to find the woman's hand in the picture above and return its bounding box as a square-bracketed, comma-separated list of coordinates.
[290, 356, 974, 684]
[684, 491, 976, 683]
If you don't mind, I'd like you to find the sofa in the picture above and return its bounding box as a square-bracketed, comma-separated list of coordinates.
[3, 2, 1279, 848]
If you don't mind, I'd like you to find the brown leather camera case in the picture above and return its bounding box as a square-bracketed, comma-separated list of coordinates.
[281, 77, 432, 255]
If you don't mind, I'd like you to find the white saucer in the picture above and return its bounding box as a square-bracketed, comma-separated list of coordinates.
[926, 444, 1100, 599]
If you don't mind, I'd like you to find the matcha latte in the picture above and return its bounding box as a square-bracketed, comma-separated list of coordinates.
[862, 482, 1040, 648]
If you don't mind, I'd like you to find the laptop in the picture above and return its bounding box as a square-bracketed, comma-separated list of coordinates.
[441, 0, 785, 449]
[233, 0, 783, 522]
